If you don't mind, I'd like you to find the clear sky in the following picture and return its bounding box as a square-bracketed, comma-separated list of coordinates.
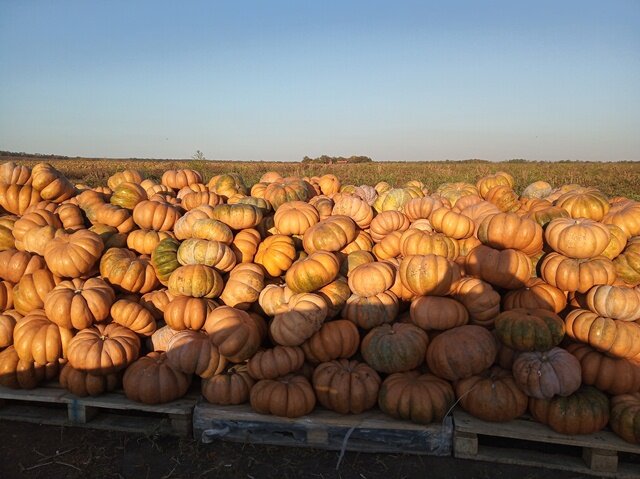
[1, 0, 639, 162]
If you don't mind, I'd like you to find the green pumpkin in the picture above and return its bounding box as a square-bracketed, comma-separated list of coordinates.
[110, 182, 147, 210]
[373, 187, 423, 213]
[361, 323, 429, 373]
[494, 308, 565, 352]
[151, 237, 181, 284]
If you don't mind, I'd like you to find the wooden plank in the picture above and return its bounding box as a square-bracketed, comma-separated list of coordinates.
[453, 410, 640, 455]
[583, 448, 618, 474]
[0, 385, 66, 403]
[194, 401, 452, 456]
[59, 392, 196, 415]
[453, 431, 478, 456]
[67, 401, 99, 423]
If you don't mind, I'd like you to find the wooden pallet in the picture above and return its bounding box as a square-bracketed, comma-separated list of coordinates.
[194, 400, 452, 455]
[0, 384, 198, 437]
[453, 410, 640, 478]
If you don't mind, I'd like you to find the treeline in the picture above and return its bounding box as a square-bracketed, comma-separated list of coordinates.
[302, 155, 373, 164]
[0, 151, 71, 159]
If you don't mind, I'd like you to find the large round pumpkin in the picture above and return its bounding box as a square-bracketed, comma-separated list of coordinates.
[285, 251, 340, 294]
[250, 374, 316, 418]
[67, 323, 140, 374]
[554, 189, 610, 221]
[44, 229, 103, 278]
[123, 352, 191, 404]
[512, 347, 581, 399]
[273, 201, 319, 235]
[176, 238, 237, 273]
[211, 204, 263, 230]
[540, 253, 616, 293]
[465, 245, 531, 290]
[455, 366, 527, 422]
[477, 213, 543, 255]
[399, 229, 459, 260]
[0, 345, 59, 389]
[361, 323, 429, 374]
[110, 299, 157, 337]
[231, 228, 261, 264]
[502, 278, 567, 314]
[378, 371, 455, 424]
[494, 308, 565, 352]
[100, 248, 159, 294]
[205, 306, 263, 361]
[44, 277, 115, 329]
[452, 277, 501, 327]
[0, 249, 46, 283]
[425, 325, 497, 381]
[301, 319, 360, 363]
[270, 293, 328, 346]
[168, 264, 224, 299]
[247, 345, 304, 380]
[219, 263, 265, 310]
[13, 310, 73, 365]
[254, 234, 297, 278]
[201, 365, 255, 405]
[544, 218, 611, 259]
[342, 290, 399, 329]
[409, 296, 469, 331]
[166, 330, 227, 378]
[582, 284, 640, 321]
[347, 261, 395, 298]
[429, 208, 474, 240]
[399, 254, 459, 296]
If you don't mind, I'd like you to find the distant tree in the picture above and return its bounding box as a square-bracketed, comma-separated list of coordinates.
[192, 150, 206, 161]
[302, 155, 373, 164]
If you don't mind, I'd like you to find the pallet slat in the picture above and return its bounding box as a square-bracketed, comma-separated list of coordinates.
[194, 401, 452, 455]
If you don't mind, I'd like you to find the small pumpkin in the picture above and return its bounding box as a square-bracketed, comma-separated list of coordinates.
[250, 374, 316, 418]
[494, 308, 565, 352]
[205, 306, 264, 361]
[60, 363, 119, 397]
[301, 319, 360, 363]
[247, 345, 305, 380]
[512, 347, 581, 399]
[409, 296, 469, 331]
[123, 352, 192, 404]
[44, 277, 115, 329]
[361, 323, 429, 373]
[201, 365, 255, 405]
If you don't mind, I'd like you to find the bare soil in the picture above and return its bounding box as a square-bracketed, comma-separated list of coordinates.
[0, 421, 593, 479]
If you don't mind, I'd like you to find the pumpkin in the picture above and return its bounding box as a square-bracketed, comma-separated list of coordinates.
[0, 280, 12, 311]
[0, 161, 31, 185]
[219, 263, 264, 310]
[127, 229, 174, 256]
[301, 319, 359, 364]
[0, 249, 46, 283]
[566, 342, 640, 395]
[205, 306, 263, 361]
[44, 229, 103, 278]
[521, 180, 553, 199]
[340, 250, 375, 276]
[181, 191, 221, 210]
[302, 215, 357, 254]
[89, 223, 127, 249]
[403, 196, 444, 221]
[0, 183, 41, 215]
[165, 330, 226, 378]
[30, 163, 75, 202]
[615, 239, 640, 285]
[273, 201, 319, 235]
[361, 323, 429, 373]
[0, 215, 17, 251]
[201, 365, 255, 405]
[150, 237, 181, 285]
[347, 262, 395, 297]
[67, 323, 140, 374]
[494, 308, 565, 352]
[270, 293, 327, 346]
[285, 251, 340, 294]
[208, 173, 247, 198]
[369, 211, 410, 243]
[0, 309, 21, 348]
[477, 172, 514, 198]
[451, 277, 501, 326]
[100, 248, 159, 294]
[123, 352, 191, 404]
[250, 374, 316, 417]
[168, 264, 224, 298]
[312, 359, 380, 414]
[409, 296, 469, 331]
[399, 229, 459, 261]
[176, 238, 236, 273]
[0, 346, 59, 389]
[44, 277, 114, 329]
[342, 290, 399, 329]
[378, 371, 455, 424]
[60, 363, 119, 397]
[455, 366, 527, 422]
[12, 269, 59, 315]
[132, 200, 181, 231]
[603, 201, 640, 238]
[425, 325, 497, 381]
[373, 187, 423, 213]
[477, 213, 543, 256]
[529, 386, 609, 435]
[308, 195, 334, 219]
[316, 279, 350, 318]
[429, 208, 474, 239]
[399, 254, 459, 296]
[484, 185, 520, 212]
[13, 310, 73, 365]
[110, 299, 156, 337]
[610, 393, 640, 444]
[523, 205, 570, 228]
[372, 231, 403, 260]
[502, 278, 567, 314]
[173, 206, 216, 239]
[555, 189, 610, 221]
[231, 228, 261, 264]
[161, 169, 202, 189]
[512, 347, 581, 399]
[139, 288, 174, 319]
[254, 234, 297, 278]
[164, 295, 217, 331]
[258, 284, 295, 316]
[544, 218, 610, 259]
[565, 308, 640, 359]
[263, 180, 310, 210]
[465, 245, 531, 290]
[332, 196, 373, 229]
[582, 284, 640, 321]
[109, 182, 147, 210]
[247, 345, 304, 380]
[601, 224, 628, 260]
[190, 218, 234, 244]
[211, 204, 263, 230]
[107, 169, 143, 190]
[540, 253, 616, 293]
[13, 210, 61, 248]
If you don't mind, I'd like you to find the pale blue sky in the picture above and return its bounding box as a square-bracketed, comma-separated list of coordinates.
[1, 0, 639, 161]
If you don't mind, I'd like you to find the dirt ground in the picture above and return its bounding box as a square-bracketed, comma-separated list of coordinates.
[0, 421, 597, 479]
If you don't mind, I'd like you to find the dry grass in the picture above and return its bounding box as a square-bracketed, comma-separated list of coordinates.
[5, 156, 640, 199]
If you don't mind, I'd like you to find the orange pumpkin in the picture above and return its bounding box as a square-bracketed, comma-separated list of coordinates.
[13, 269, 60, 315]
[285, 251, 340, 294]
[166, 330, 227, 378]
[30, 163, 75, 202]
[168, 264, 224, 298]
[555, 189, 610, 221]
[399, 229, 459, 260]
[132, 200, 181, 231]
[220, 263, 265, 310]
[544, 218, 610, 259]
[254, 234, 297, 277]
[301, 319, 360, 363]
[343, 290, 400, 329]
[409, 296, 469, 331]
[429, 208, 474, 239]
[270, 293, 328, 346]
[361, 323, 429, 373]
[399, 254, 459, 296]
[465, 245, 532, 290]
[205, 306, 264, 361]
[123, 352, 191, 404]
[44, 229, 103, 278]
[540, 253, 616, 293]
[477, 213, 543, 255]
[0, 249, 46, 283]
[13, 310, 73, 365]
[502, 278, 567, 313]
[164, 296, 218, 331]
[347, 261, 395, 297]
[247, 345, 304, 380]
[201, 364, 255, 405]
[302, 215, 357, 254]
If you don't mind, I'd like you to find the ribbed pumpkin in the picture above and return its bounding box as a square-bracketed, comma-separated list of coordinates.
[614, 238, 640, 285]
[150, 237, 181, 285]
[250, 374, 316, 418]
[361, 323, 429, 373]
[582, 284, 640, 321]
[494, 307, 564, 353]
[554, 189, 610, 221]
[44, 229, 103, 278]
[603, 201, 640, 238]
[263, 180, 310, 210]
[332, 196, 373, 229]
[452, 277, 501, 327]
[109, 181, 147, 210]
[529, 386, 609, 435]
[301, 319, 360, 363]
[512, 347, 581, 399]
[484, 185, 520, 212]
[166, 330, 226, 378]
[231, 228, 261, 264]
[455, 367, 527, 422]
[347, 261, 395, 297]
[403, 196, 444, 221]
[110, 299, 157, 337]
[13, 269, 60, 315]
[566, 342, 640, 395]
[477, 172, 514, 197]
[205, 306, 263, 361]
[399, 254, 459, 296]
[60, 363, 119, 397]
[273, 201, 319, 235]
[123, 352, 191, 404]
[502, 278, 567, 314]
[285, 251, 340, 294]
[254, 234, 296, 278]
[436, 182, 478, 206]
[100, 248, 159, 294]
[0, 161, 32, 185]
[44, 277, 115, 329]
[164, 296, 217, 331]
[107, 169, 143, 190]
[13, 310, 73, 365]
[0, 310, 20, 348]
[312, 359, 381, 414]
[429, 208, 474, 239]
[564, 308, 640, 359]
[270, 293, 328, 346]
[67, 323, 140, 374]
[219, 263, 264, 310]
[465, 245, 531, 290]
[316, 279, 350, 318]
[168, 264, 224, 298]
[399, 229, 459, 260]
[161, 169, 202, 189]
[372, 230, 403, 260]
[211, 204, 263, 230]
[544, 218, 611, 259]
[373, 187, 423, 213]
[127, 229, 175, 256]
[378, 371, 455, 424]
[176, 238, 236, 273]
[0, 183, 41, 215]
[477, 213, 543, 255]
[409, 296, 469, 331]
[601, 224, 628, 260]
[540, 253, 617, 293]
[426, 325, 497, 381]
[247, 346, 304, 380]
[610, 393, 640, 444]
[258, 284, 295, 316]
[342, 290, 399, 329]
[31, 163, 76, 202]
[302, 215, 357, 254]
[0, 250, 45, 283]
[201, 365, 255, 405]
[0, 346, 59, 389]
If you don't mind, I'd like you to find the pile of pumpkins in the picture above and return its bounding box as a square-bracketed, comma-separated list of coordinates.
[1, 162, 640, 444]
